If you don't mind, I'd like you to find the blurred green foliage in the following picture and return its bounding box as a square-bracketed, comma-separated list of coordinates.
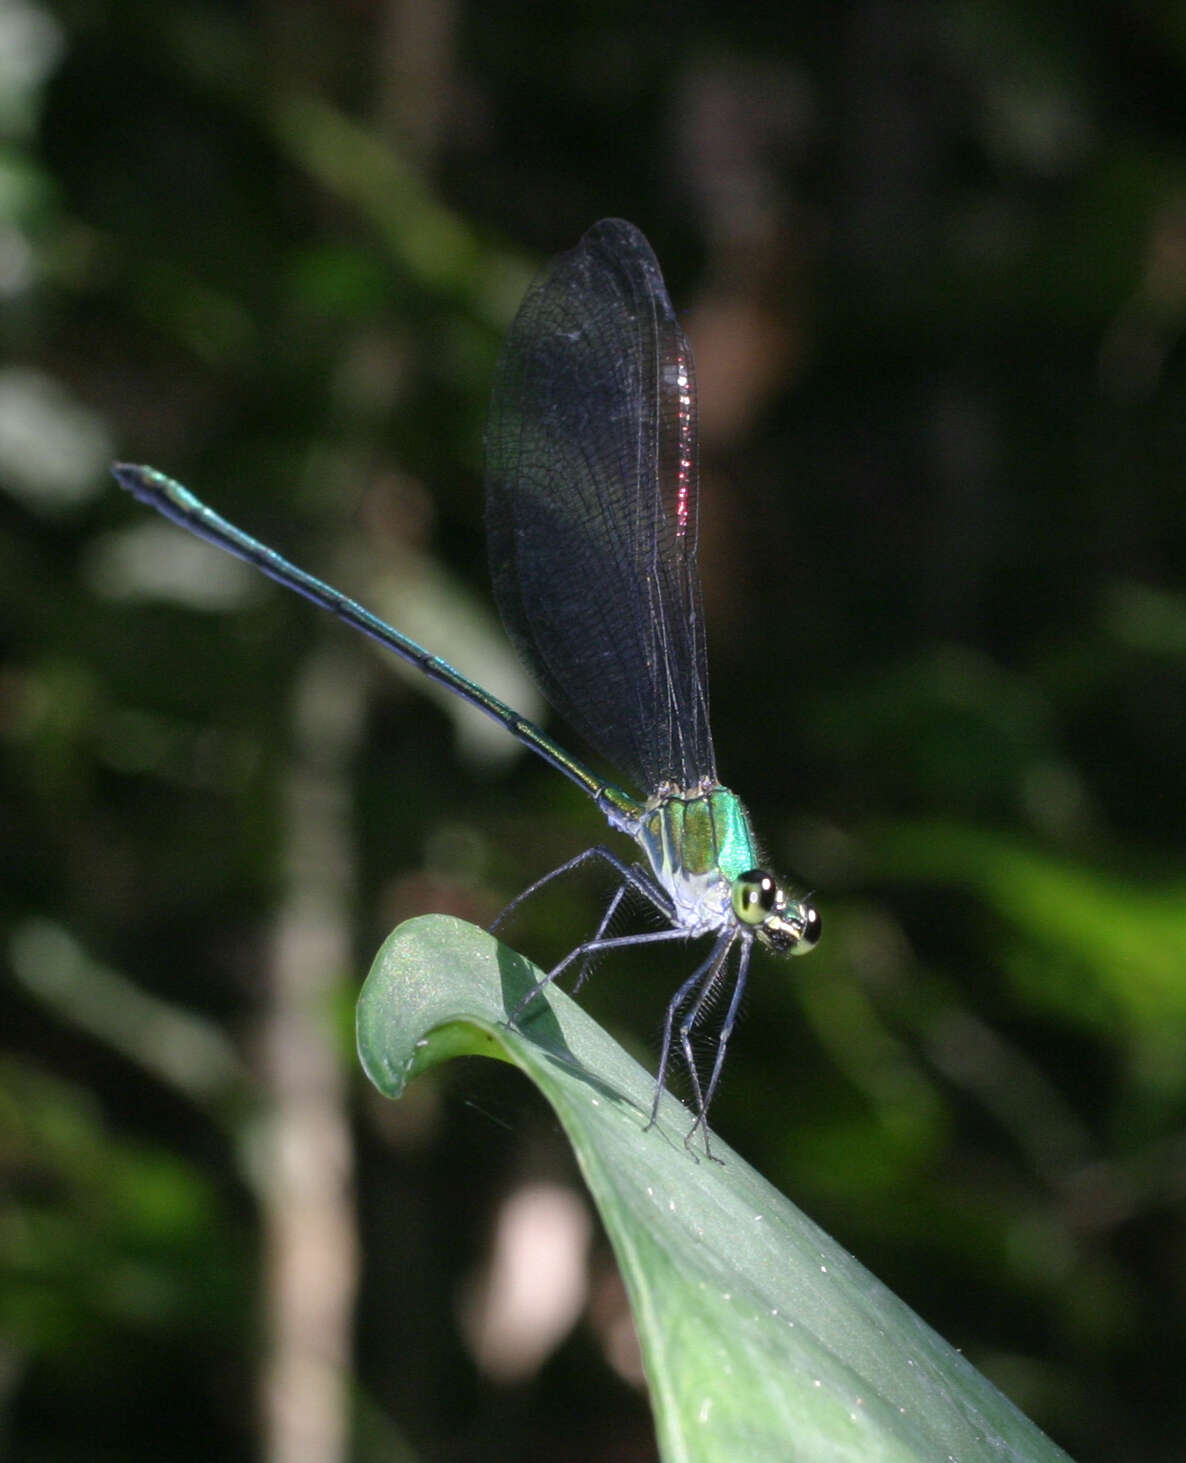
[3, 3, 1186, 1460]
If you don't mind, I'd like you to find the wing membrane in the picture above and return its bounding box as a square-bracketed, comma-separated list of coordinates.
[485, 219, 715, 795]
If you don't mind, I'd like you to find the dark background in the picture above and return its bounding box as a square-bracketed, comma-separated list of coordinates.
[4, 2, 1186, 1460]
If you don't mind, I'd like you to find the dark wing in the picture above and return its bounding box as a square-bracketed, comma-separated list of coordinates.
[485, 218, 715, 795]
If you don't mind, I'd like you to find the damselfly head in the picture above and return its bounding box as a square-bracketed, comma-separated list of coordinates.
[731, 870, 821, 956]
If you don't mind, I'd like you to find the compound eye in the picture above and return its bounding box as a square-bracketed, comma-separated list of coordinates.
[732, 869, 778, 926]
[795, 902, 823, 953]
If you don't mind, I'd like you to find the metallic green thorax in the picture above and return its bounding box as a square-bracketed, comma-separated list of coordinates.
[643, 786, 759, 879]
[635, 786, 761, 934]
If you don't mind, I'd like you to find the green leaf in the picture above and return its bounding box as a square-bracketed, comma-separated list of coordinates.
[357, 915, 1076, 1463]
